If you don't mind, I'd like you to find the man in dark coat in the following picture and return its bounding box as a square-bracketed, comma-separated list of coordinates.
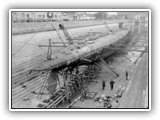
[110, 79, 115, 90]
[102, 80, 106, 90]
[80, 90, 84, 102]
[126, 71, 128, 80]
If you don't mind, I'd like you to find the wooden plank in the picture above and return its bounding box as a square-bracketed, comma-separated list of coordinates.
[19, 88, 50, 108]
[12, 86, 47, 108]
[12, 74, 45, 96]
[12, 72, 43, 85]
[12, 76, 46, 102]
[12, 83, 47, 108]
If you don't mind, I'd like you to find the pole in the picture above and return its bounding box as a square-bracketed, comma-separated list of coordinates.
[57, 73, 61, 88]
[117, 51, 131, 62]
[100, 58, 119, 77]
[94, 62, 114, 77]
[47, 39, 52, 60]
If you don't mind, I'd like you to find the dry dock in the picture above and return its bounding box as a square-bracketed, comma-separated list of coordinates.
[11, 23, 148, 108]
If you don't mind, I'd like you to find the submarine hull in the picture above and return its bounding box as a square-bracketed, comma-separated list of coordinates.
[32, 29, 130, 71]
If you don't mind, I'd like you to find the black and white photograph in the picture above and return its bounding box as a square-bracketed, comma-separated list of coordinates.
[9, 9, 150, 111]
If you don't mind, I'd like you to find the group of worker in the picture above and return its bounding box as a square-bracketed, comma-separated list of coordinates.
[64, 65, 129, 104]
[63, 65, 95, 100]
[102, 71, 129, 90]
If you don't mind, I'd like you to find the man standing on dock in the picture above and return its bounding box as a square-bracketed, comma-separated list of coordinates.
[110, 79, 115, 90]
[102, 80, 106, 90]
[126, 71, 128, 80]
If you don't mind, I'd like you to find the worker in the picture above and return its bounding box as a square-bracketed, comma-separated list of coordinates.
[126, 71, 128, 80]
[83, 89, 87, 99]
[102, 80, 106, 90]
[68, 98, 71, 103]
[80, 90, 84, 102]
[75, 80, 79, 91]
[110, 79, 115, 90]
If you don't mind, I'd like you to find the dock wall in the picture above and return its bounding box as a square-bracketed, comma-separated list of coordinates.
[12, 20, 128, 35]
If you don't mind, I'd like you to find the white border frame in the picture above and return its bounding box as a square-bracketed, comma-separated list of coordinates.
[9, 9, 151, 111]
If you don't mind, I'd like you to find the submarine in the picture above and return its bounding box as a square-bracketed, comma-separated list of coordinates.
[31, 22, 131, 72]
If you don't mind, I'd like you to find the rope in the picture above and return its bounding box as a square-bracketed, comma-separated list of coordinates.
[12, 41, 37, 45]
[13, 21, 50, 57]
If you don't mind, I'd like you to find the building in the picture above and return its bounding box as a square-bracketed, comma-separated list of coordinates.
[12, 12, 97, 23]
[12, 12, 71, 23]
[12, 12, 48, 22]
[117, 12, 139, 20]
[135, 12, 148, 20]
[77, 12, 96, 20]
[86, 12, 96, 20]
[61, 12, 77, 21]
[107, 12, 118, 20]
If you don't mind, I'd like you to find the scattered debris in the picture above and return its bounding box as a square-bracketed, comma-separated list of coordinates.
[31, 91, 37, 94]
[93, 85, 126, 108]
[43, 99, 50, 103]
[22, 85, 27, 88]
[37, 104, 46, 108]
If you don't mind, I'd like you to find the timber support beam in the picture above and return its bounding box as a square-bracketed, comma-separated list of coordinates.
[100, 58, 119, 77]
